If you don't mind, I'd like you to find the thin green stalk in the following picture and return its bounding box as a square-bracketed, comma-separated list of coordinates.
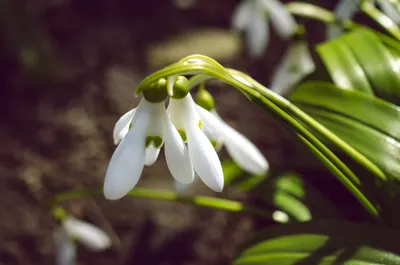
[361, 0, 400, 41]
[51, 188, 274, 219]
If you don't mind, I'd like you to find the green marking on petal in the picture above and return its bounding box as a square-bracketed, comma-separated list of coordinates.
[146, 136, 164, 148]
[145, 136, 152, 148]
[198, 120, 203, 130]
[177, 129, 187, 141]
[153, 136, 163, 148]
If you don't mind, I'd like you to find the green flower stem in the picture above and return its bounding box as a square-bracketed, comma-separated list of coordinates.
[134, 54, 384, 222]
[51, 188, 274, 220]
[361, 0, 400, 41]
[188, 74, 382, 224]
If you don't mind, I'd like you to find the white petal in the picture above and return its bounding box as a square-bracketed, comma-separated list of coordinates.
[168, 97, 187, 132]
[196, 105, 224, 142]
[378, 0, 400, 24]
[113, 108, 136, 145]
[247, 10, 269, 57]
[180, 95, 224, 192]
[144, 145, 161, 166]
[173, 174, 199, 195]
[232, 0, 254, 31]
[222, 124, 269, 176]
[104, 98, 151, 200]
[63, 217, 111, 251]
[270, 41, 315, 95]
[259, 0, 296, 38]
[162, 106, 194, 184]
[55, 227, 76, 265]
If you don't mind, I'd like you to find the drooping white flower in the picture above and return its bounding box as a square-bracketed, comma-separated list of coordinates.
[196, 106, 269, 176]
[105, 97, 194, 200]
[55, 227, 76, 265]
[327, 0, 360, 39]
[55, 216, 111, 265]
[62, 216, 111, 251]
[377, 0, 400, 24]
[232, 0, 296, 57]
[168, 94, 224, 192]
[270, 41, 315, 95]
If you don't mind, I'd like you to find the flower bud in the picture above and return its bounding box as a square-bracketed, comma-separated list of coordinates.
[195, 86, 215, 111]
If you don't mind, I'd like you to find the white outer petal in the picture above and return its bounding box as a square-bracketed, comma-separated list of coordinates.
[104, 98, 151, 200]
[181, 95, 224, 192]
[63, 217, 111, 251]
[232, 0, 254, 31]
[222, 123, 269, 176]
[144, 145, 161, 166]
[378, 0, 400, 24]
[270, 41, 315, 95]
[167, 75, 178, 96]
[260, 0, 296, 38]
[113, 108, 136, 145]
[162, 107, 194, 184]
[55, 227, 76, 265]
[247, 10, 269, 57]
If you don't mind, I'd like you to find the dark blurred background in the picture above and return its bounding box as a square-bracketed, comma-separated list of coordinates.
[0, 0, 339, 264]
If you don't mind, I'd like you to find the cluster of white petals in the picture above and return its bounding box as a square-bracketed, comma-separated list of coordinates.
[105, 79, 269, 199]
[55, 216, 111, 265]
[232, 0, 296, 57]
[105, 93, 230, 200]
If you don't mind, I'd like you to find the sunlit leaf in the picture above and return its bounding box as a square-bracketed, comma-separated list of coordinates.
[290, 81, 400, 181]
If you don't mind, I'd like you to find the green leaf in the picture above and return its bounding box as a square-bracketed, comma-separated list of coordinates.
[290, 81, 400, 181]
[317, 38, 373, 94]
[234, 221, 400, 265]
[317, 28, 400, 105]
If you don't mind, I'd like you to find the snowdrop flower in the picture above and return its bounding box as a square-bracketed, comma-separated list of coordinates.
[232, 0, 296, 57]
[270, 41, 315, 95]
[105, 76, 225, 199]
[55, 216, 111, 265]
[377, 0, 400, 24]
[327, 0, 360, 39]
[105, 78, 194, 199]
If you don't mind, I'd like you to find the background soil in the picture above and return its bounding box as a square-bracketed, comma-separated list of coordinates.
[0, 0, 338, 264]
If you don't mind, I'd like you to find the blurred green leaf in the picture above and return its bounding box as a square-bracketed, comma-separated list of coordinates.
[234, 221, 400, 265]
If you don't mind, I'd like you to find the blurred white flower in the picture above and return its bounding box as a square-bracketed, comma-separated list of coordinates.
[105, 97, 194, 200]
[327, 0, 360, 39]
[377, 0, 400, 24]
[270, 41, 315, 95]
[232, 0, 296, 57]
[55, 217, 111, 265]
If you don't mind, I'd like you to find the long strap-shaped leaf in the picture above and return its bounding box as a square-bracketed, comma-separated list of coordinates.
[234, 220, 400, 265]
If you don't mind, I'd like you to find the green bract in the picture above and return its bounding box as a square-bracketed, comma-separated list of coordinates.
[142, 78, 168, 102]
[171, 76, 190, 99]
